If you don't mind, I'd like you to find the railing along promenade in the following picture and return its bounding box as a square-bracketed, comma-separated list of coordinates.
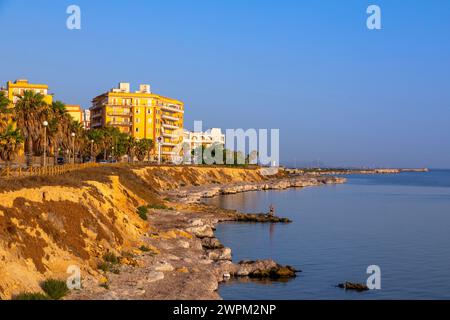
[0, 162, 99, 179]
[0, 162, 261, 180]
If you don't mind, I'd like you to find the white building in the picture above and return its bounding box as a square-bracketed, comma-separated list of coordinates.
[82, 109, 91, 130]
[183, 128, 225, 150]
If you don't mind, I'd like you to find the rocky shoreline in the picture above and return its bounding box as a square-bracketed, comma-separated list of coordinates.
[166, 174, 346, 204]
[69, 174, 345, 300]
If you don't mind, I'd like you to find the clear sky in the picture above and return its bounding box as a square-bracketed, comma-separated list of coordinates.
[1, 0, 449, 168]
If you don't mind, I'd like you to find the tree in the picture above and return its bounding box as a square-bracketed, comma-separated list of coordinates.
[85, 127, 130, 161]
[86, 128, 105, 160]
[246, 150, 259, 165]
[0, 94, 11, 130]
[14, 91, 49, 166]
[48, 101, 72, 158]
[135, 139, 154, 162]
[0, 125, 24, 165]
[125, 136, 136, 162]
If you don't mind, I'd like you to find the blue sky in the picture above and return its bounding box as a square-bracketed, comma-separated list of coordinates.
[0, 0, 449, 168]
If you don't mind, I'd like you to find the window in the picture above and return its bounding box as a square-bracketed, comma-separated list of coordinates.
[135, 128, 139, 132]
[136, 118, 140, 123]
[147, 109, 151, 114]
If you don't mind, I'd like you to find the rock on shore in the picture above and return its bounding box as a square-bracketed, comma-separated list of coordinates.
[337, 282, 369, 292]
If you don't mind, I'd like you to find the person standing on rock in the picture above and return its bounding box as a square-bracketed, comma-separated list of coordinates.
[268, 204, 275, 217]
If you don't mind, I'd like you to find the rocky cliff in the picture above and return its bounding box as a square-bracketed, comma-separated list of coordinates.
[0, 165, 273, 299]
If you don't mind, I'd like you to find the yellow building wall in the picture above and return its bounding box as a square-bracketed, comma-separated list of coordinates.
[6, 80, 53, 107]
[91, 86, 184, 160]
[3, 80, 54, 158]
[65, 105, 83, 123]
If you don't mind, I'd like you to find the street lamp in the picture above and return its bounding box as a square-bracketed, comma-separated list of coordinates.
[71, 132, 76, 164]
[43, 121, 48, 167]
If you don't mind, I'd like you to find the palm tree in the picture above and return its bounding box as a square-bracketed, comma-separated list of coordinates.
[49, 101, 70, 159]
[135, 139, 154, 162]
[126, 136, 137, 162]
[0, 125, 24, 166]
[0, 94, 11, 130]
[14, 90, 48, 166]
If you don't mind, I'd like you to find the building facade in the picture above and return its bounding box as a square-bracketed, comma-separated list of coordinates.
[4, 79, 53, 106]
[82, 109, 91, 130]
[65, 104, 83, 123]
[183, 128, 225, 150]
[90, 83, 184, 159]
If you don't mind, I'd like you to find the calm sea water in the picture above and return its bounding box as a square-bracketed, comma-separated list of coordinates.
[205, 170, 450, 300]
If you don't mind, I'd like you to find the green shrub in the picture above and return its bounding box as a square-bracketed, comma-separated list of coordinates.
[13, 292, 50, 300]
[121, 251, 135, 258]
[99, 283, 109, 290]
[163, 197, 171, 201]
[103, 252, 119, 264]
[41, 279, 69, 300]
[139, 245, 150, 252]
[111, 268, 121, 275]
[148, 203, 169, 210]
[97, 262, 110, 272]
[137, 206, 148, 220]
[98, 253, 121, 274]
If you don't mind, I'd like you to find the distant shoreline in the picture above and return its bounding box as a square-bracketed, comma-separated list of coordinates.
[285, 168, 429, 175]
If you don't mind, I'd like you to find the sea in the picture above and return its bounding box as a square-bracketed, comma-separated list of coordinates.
[204, 170, 450, 299]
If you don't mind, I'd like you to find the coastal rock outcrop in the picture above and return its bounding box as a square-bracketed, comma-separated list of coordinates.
[337, 282, 369, 292]
[186, 225, 215, 238]
[216, 259, 299, 279]
[202, 237, 224, 250]
[239, 260, 298, 279]
[208, 248, 232, 261]
[234, 213, 292, 223]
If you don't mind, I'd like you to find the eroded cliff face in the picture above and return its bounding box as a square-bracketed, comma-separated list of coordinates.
[0, 165, 268, 299]
[132, 166, 269, 191]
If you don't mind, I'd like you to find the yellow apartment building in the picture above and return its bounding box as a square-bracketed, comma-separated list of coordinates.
[90, 83, 184, 160]
[0, 79, 54, 159]
[4, 79, 53, 107]
[65, 104, 83, 123]
[1, 79, 53, 126]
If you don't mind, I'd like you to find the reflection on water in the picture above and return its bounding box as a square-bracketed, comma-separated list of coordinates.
[205, 170, 450, 300]
[222, 276, 295, 286]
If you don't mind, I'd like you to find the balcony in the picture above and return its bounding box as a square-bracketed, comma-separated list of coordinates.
[162, 132, 178, 139]
[107, 104, 132, 108]
[91, 113, 102, 119]
[91, 122, 103, 127]
[107, 112, 130, 117]
[108, 121, 131, 127]
[161, 142, 177, 147]
[162, 123, 180, 130]
[160, 104, 184, 114]
[161, 114, 179, 122]
[162, 151, 177, 155]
